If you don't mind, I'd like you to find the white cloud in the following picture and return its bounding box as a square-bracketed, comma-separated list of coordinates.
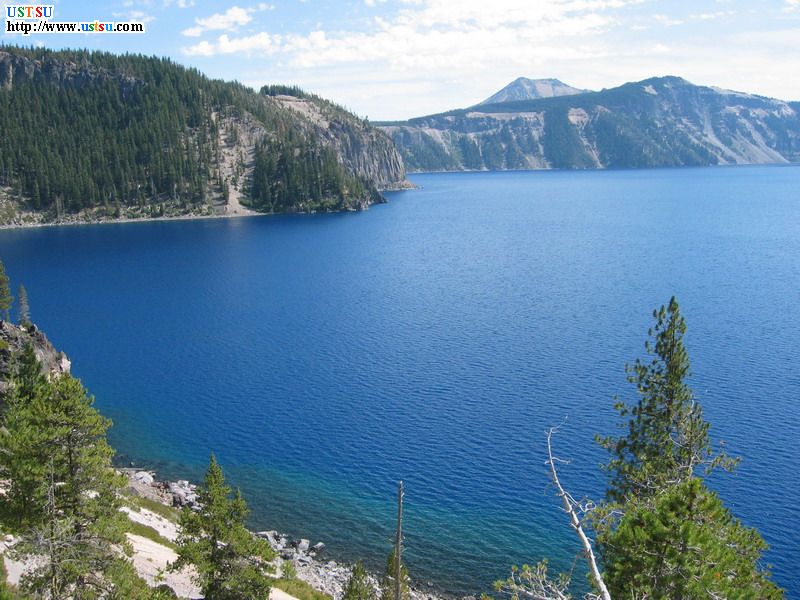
[784, 0, 800, 11]
[178, 0, 800, 119]
[652, 14, 684, 26]
[113, 10, 156, 23]
[181, 4, 272, 37]
[183, 32, 278, 56]
[689, 10, 735, 21]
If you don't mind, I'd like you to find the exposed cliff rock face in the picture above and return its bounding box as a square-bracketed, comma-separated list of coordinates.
[380, 76, 800, 171]
[272, 95, 406, 190]
[0, 50, 139, 98]
[0, 320, 70, 399]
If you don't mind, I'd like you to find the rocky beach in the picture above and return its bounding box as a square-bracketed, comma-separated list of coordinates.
[122, 469, 446, 600]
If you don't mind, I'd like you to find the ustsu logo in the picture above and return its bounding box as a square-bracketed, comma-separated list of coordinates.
[5, 5, 55, 19]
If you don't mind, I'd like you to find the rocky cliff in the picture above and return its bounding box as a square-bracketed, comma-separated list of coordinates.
[379, 76, 800, 171]
[0, 320, 70, 400]
[272, 93, 406, 190]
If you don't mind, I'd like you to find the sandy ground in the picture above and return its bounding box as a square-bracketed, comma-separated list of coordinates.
[127, 533, 202, 598]
[2, 505, 302, 600]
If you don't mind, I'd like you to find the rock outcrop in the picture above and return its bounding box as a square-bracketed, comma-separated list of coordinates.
[0, 320, 70, 400]
[380, 76, 800, 171]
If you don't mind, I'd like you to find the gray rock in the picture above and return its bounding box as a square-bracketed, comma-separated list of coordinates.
[133, 471, 154, 486]
[296, 538, 310, 552]
[280, 549, 295, 560]
[311, 542, 325, 554]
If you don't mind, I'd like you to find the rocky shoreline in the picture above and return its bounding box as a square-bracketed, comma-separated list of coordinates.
[122, 469, 447, 600]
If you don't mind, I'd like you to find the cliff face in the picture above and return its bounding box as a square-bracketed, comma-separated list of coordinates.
[380, 77, 800, 171]
[0, 321, 70, 399]
[0, 48, 407, 224]
[272, 95, 406, 190]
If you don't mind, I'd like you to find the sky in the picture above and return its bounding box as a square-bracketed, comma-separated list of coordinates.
[2, 0, 799, 120]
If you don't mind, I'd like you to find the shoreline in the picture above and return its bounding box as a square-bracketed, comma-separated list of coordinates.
[0, 209, 265, 231]
[122, 468, 449, 600]
[0, 182, 415, 232]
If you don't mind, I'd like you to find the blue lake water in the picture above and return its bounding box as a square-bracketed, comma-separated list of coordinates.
[1, 166, 799, 596]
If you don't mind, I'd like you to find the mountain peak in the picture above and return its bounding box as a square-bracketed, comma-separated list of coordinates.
[478, 77, 586, 105]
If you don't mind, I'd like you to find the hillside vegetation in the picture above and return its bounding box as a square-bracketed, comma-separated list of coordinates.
[0, 47, 405, 224]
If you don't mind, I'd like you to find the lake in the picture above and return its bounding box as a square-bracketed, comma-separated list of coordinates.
[1, 166, 798, 596]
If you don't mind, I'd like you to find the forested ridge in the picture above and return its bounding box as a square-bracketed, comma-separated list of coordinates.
[0, 46, 404, 223]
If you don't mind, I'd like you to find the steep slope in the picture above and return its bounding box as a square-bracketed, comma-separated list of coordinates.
[478, 77, 586, 105]
[0, 47, 406, 225]
[380, 76, 800, 171]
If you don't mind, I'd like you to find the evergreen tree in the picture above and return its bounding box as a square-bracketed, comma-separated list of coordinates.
[498, 298, 782, 599]
[344, 561, 376, 600]
[603, 478, 782, 598]
[380, 548, 409, 600]
[597, 297, 732, 504]
[0, 357, 141, 596]
[172, 454, 275, 599]
[0, 259, 12, 321]
[595, 298, 781, 598]
[17, 285, 30, 328]
[0, 343, 50, 526]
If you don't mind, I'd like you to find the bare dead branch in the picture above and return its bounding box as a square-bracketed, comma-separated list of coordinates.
[546, 425, 612, 600]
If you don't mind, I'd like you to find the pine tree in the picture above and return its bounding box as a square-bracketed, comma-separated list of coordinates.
[17, 284, 30, 328]
[597, 297, 732, 503]
[603, 478, 782, 598]
[0, 343, 50, 527]
[172, 455, 275, 599]
[0, 259, 12, 321]
[380, 548, 409, 600]
[0, 358, 141, 596]
[344, 561, 376, 600]
[595, 298, 781, 599]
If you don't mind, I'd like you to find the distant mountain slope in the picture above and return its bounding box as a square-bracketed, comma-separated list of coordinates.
[379, 76, 800, 171]
[478, 77, 586, 105]
[0, 47, 406, 225]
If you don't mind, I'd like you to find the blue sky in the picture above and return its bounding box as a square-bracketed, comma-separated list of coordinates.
[3, 0, 799, 119]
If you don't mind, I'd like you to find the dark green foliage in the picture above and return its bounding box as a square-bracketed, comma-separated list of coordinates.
[603, 478, 782, 599]
[0, 260, 12, 321]
[380, 548, 409, 600]
[0, 46, 387, 218]
[172, 454, 275, 599]
[0, 352, 146, 597]
[598, 297, 732, 503]
[344, 561, 376, 600]
[542, 108, 594, 169]
[249, 136, 379, 213]
[497, 297, 782, 599]
[457, 137, 483, 170]
[16, 285, 29, 328]
[0, 343, 49, 527]
[594, 297, 780, 598]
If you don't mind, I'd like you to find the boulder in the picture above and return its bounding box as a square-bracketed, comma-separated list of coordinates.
[133, 471, 154, 486]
